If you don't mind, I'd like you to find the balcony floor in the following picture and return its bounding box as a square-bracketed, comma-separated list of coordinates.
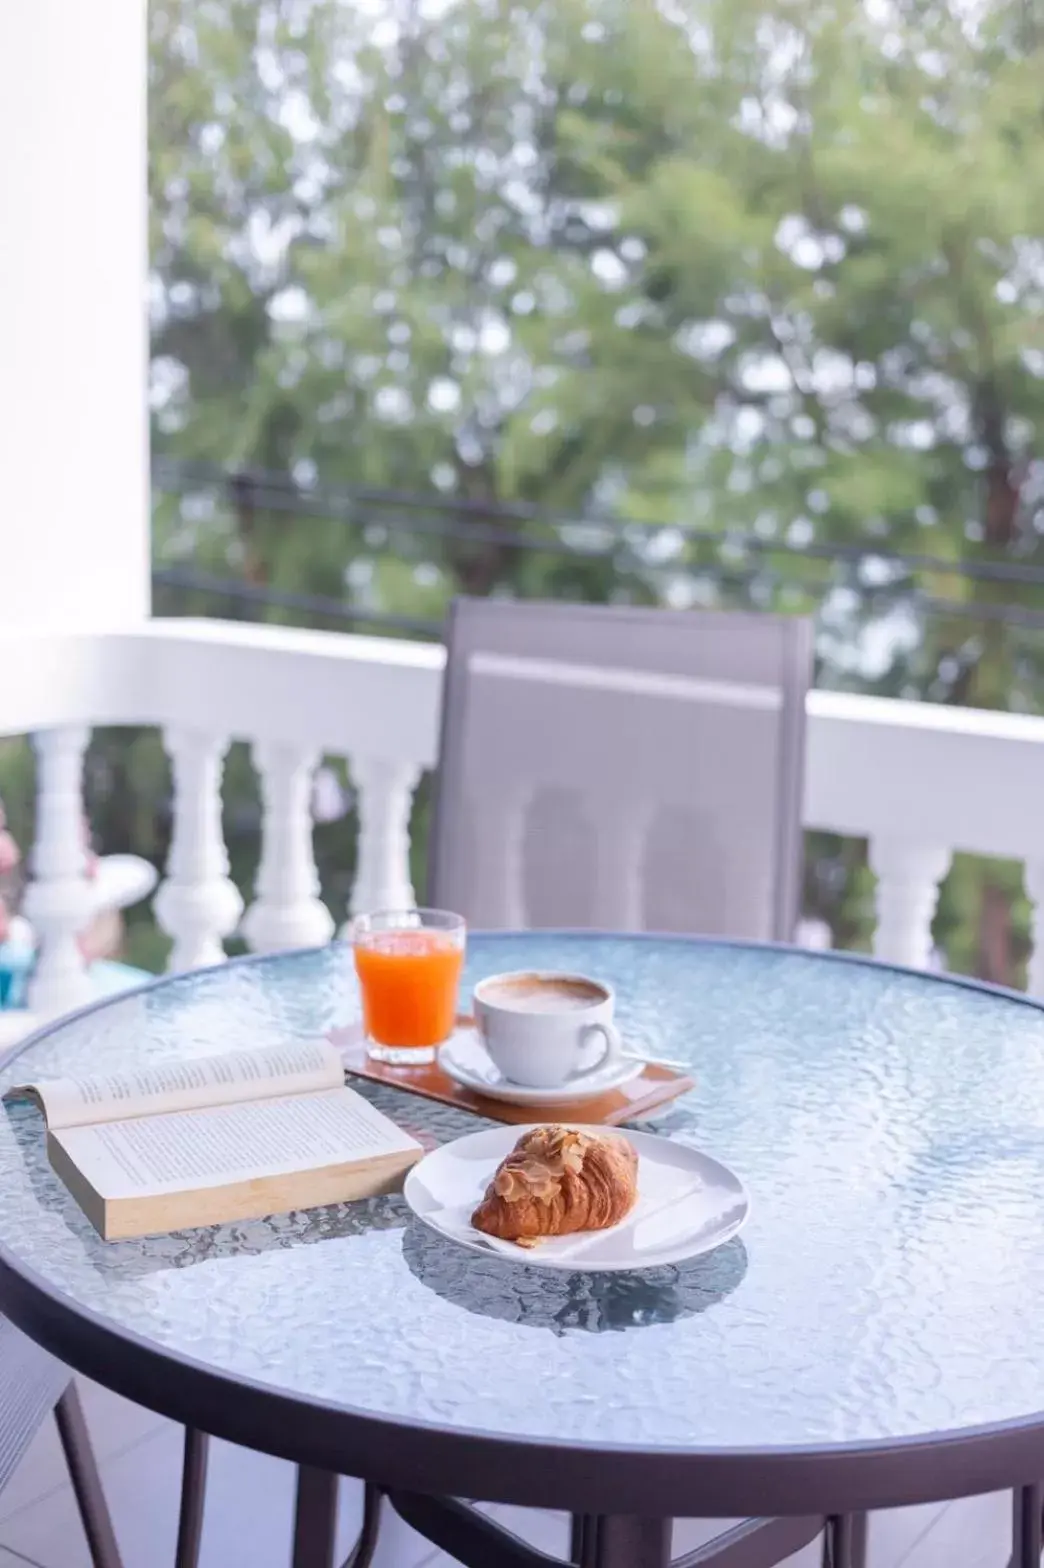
[0, 1379, 1015, 1567]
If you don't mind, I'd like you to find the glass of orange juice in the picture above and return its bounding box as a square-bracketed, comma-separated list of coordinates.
[351, 908, 466, 1064]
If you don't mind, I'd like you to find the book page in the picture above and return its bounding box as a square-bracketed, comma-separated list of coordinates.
[52, 1085, 422, 1199]
[10, 1039, 343, 1131]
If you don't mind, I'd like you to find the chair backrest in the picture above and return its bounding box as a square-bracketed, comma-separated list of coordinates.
[428, 598, 813, 941]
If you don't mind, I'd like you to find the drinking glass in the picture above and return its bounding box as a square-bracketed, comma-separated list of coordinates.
[350, 908, 466, 1064]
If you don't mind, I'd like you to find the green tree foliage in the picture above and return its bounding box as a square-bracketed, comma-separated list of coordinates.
[151, 0, 1044, 631]
[43, 0, 1044, 977]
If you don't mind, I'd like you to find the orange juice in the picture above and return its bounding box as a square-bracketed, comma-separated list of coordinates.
[354, 931, 464, 1049]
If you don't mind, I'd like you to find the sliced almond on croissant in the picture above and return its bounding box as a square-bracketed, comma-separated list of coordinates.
[472, 1125, 638, 1243]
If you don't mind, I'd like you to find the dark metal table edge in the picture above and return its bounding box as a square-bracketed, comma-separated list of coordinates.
[3, 1245, 1044, 1519]
[3, 936, 1044, 1518]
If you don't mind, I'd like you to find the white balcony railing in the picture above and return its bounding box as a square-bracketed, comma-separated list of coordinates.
[3, 617, 1044, 1034]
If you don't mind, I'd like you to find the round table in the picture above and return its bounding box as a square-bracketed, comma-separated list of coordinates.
[2, 935, 1044, 1568]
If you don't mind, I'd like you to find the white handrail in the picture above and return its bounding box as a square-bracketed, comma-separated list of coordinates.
[5, 619, 1042, 859]
[2, 619, 1043, 1011]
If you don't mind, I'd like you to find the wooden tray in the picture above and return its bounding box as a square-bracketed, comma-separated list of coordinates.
[330, 1018, 694, 1126]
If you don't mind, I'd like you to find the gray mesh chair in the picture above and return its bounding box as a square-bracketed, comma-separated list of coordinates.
[0, 1318, 123, 1567]
[429, 598, 812, 940]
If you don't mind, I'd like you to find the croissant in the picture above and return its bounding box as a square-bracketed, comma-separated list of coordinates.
[472, 1126, 638, 1244]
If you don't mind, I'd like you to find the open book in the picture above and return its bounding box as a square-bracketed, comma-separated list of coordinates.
[5, 1040, 422, 1241]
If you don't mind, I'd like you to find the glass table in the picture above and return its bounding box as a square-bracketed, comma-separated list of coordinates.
[2, 935, 1044, 1568]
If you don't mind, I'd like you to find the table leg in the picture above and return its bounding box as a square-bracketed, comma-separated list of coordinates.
[570, 1516, 596, 1565]
[582, 1516, 672, 1568]
[53, 1384, 125, 1568]
[1012, 1484, 1043, 1568]
[823, 1514, 868, 1568]
[174, 1429, 209, 1568]
[340, 1483, 383, 1568]
[292, 1467, 339, 1568]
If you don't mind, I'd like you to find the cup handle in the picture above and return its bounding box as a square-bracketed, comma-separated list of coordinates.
[571, 1022, 623, 1080]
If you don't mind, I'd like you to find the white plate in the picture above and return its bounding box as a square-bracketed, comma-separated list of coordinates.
[438, 1026, 644, 1105]
[403, 1124, 750, 1272]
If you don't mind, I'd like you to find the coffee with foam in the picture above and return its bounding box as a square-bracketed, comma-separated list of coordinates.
[473, 970, 620, 1087]
[478, 974, 606, 1014]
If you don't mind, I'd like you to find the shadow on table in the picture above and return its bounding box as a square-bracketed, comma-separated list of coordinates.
[10, 1087, 747, 1316]
[7, 1092, 739, 1316]
[401, 1218, 747, 1335]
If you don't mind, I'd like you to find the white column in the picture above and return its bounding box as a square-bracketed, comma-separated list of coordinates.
[154, 728, 243, 971]
[1024, 862, 1044, 998]
[0, 0, 149, 633]
[348, 757, 421, 917]
[23, 728, 94, 1017]
[869, 836, 951, 969]
[242, 742, 334, 953]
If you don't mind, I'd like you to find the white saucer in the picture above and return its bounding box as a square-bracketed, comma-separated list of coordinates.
[438, 1026, 644, 1105]
[404, 1124, 750, 1271]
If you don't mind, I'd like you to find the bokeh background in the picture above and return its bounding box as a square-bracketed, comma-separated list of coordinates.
[3, 0, 1043, 982]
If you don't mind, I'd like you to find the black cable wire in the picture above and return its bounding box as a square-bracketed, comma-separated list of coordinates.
[152, 458, 1044, 637]
[152, 565, 1044, 637]
[152, 454, 1044, 593]
[151, 568, 445, 637]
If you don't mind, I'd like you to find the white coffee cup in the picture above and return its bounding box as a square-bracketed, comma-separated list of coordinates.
[473, 970, 622, 1089]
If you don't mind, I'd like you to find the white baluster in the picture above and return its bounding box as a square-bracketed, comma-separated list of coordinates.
[154, 727, 243, 971]
[241, 742, 334, 953]
[23, 726, 94, 1016]
[1024, 862, 1044, 998]
[348, 756, 421, 918]
[869, 836, 950, 969]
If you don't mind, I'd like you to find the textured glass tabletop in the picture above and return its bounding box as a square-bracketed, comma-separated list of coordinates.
[2, 934, 1044, 1459]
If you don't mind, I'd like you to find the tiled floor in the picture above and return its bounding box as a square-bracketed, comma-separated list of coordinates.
[0, 1381, 1017, 1567]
